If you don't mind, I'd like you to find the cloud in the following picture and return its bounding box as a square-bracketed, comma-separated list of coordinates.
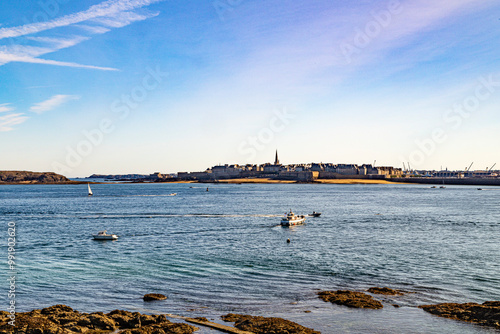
[0, 0, 164, 40]
[0, 103, 14, 113]
[30, 95, 80, 114]
[0, 52, 118, 71]
[0, 113, 29, 132]
[92, 10, 159, 28]
[0, 0, 164, 70]
[26, 36, 91, 49]
[74, 25, 111, 34]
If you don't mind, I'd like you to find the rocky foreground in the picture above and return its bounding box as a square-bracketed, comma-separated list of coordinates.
[0, 305, 322, 334]
[0, 171, 70, 184]
[420, 301, 500, 329]
[0, 305, 198, 334]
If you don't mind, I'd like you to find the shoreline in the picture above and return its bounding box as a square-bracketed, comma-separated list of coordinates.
[3, 177, 500, 186]
[4, 290, 499, 333]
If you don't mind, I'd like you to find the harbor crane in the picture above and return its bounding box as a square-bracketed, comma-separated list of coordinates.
[487, 163, 496, 172]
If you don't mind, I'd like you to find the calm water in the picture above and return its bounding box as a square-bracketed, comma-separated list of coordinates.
[1, 183, 499, 333]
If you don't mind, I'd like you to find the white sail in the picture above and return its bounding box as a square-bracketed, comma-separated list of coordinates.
[88, 183, 93, 196]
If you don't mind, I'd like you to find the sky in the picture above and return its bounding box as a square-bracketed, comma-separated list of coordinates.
[1, 0, 500, 177]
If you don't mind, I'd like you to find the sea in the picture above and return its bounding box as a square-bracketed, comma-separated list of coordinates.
[1, 182, 499, 333]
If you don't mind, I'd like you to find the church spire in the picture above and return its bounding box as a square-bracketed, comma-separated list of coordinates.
[274, 150, 279, 165]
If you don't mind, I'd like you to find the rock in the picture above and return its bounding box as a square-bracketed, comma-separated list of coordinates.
[419, 301, 500, 329]
[143, 293, 168, 301]
[107, 310, 142, 328]
[120, 321, 198, 334]
[318, 290, 384, 309]
[41, 304, 76, 315]
[0, 306, 198, 334]
[0, 313, 63, 334]
[367, 287, 405, 295]
[222, 313, 321, 334]
[140, 314, 158, 326]
[89, 313, 116, 330]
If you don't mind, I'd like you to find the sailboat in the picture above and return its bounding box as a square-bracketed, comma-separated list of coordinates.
[88, 183, 93, 196]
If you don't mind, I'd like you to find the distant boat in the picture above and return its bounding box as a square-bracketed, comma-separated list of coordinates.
[281, 210, 306, 226]
[93, 230, 118, 240]
[431, 186, 436, 188]
[206, 187, 209, 192]
[88, 183, 93, 196]
[308, 211, 322, 217]
[440, 180, 446, 189]
[168, 193, 177, 196]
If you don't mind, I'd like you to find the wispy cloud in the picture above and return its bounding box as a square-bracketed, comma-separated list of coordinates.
[92, 10, 159, 28]
[0, 103, 14, 113]
[0, 0, 163, 40]
[74, 25, 111, 34]
[0, 113, 29, 132]
[30, 95, 80, 114]
[0, 0, 164, 70]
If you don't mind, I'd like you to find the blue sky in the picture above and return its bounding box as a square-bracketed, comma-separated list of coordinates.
[1, 0, 500, 177]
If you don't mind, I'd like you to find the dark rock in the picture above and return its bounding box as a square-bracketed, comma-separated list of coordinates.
[419, 301, 500, 329]
[89, 313, 116, 330]
[140, 314, 158, 326]
[144, 293, 168, 301]
[41, 304, 75, 315]
[0, 306, 198, 334]
[120, 321, 198, 334]
[222, 313, 320, 334]
[0, 313, 62, 334]
[367, 287, 405, 295]
[107, 310, 142, 328]
[318, 290, 384, 309]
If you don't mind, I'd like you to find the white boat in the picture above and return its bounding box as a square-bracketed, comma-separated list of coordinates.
[88, 183, 93, 196]
[281, 210, 306, 226]
[168, 193, 177, 196]
[93, 230, 118, 240]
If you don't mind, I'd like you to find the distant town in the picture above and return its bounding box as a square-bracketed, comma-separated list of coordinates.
[89, 151, 500, 185]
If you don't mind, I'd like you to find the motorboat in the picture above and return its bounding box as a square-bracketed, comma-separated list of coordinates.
[168, 193, 177, 196]
[93, 230, 118, 240]
[308, 211, 321, 217]
[281, 210, 306, 226]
